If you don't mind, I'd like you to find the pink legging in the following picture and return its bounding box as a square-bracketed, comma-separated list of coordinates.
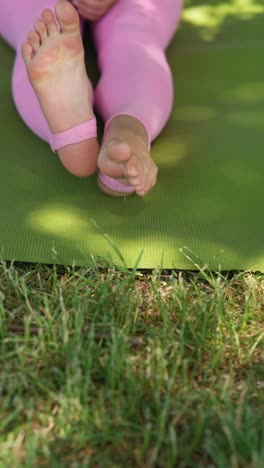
[0, 0, 182, 147]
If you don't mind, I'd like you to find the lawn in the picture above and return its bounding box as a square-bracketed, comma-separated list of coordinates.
[0, 260, 263, 466]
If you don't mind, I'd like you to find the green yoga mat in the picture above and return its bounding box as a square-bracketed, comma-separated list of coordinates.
[1, 1, 264, 271]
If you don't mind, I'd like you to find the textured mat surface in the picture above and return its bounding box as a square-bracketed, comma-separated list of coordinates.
[1, 1, 264, 270]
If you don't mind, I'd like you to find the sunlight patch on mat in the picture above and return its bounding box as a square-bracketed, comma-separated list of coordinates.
[227, 110, 264, 130]
[153, 138, 186, 167]
[226, 82, 264, 104]
[183, 0, 264, 40]
[220, 160, 262, 187]
[175, 106, 217, 122]
[28, 205, 89, 235]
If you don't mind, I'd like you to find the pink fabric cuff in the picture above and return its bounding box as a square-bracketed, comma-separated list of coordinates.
[98, 172, 136, 194]
[49, 117, 97, 152]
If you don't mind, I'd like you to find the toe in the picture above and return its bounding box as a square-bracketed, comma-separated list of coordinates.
[127, 166, 139, 177]
[21, 42, 33, 65]
[137, 164, 158, 196]
[136, 184, 146, 196]
[55, 0, 80, 33]
[128, 175, 140, 187]
[146, 165, 158, 191]
[125, 153, 140, 177]
[34, 19, 48, 44]
[26, 31, 40, 54]
[137, 177, 152, 196]
[106, 141, 132, 163]
[41, 9, 59, 36]
[136, 188, 147, 197]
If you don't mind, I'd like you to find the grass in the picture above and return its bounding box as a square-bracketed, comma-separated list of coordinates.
[1, 1, 263, 465]
[0, 259, 263, 467]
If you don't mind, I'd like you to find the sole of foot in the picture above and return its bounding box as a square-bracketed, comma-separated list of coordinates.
[21, 0, 99, 176]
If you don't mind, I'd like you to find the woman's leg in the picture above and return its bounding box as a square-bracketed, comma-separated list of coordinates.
[1, 0, 99, 177]
[92, 0, 182, 142]
[91, 0, 182, 196]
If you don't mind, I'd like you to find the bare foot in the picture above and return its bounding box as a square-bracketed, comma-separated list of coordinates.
[97, 115, 158, 197]
[21, 0, 99, 176]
